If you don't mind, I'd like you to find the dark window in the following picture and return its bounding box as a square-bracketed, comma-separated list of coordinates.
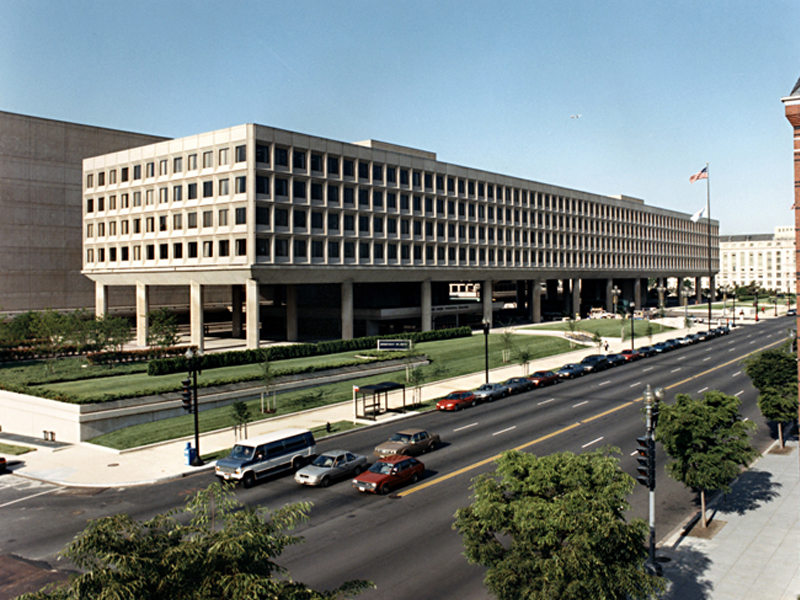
[256, 238, 270, 256]
[275, 208, 289, 227]
[146, 244, 155, 260]
[327, 156, 339, 176]
[188, 183, 197, 199]
[359, 242, 370, 260]
[388, 243, 397, 259]
[328, 241, 339, 258]
[256, 207, 269, 225]
[219, 240, 230, 256]
[373, 216, 383, 233]
[374, 243, 384, 259]
[436, 175, 444, 192]
[413, 196, 422, 212]
[327, 184, 339, 204]
[188, 242, 198, 258]
[311, 211, 323, 229]
[203, 181, 213, 198]
[387, 167, 396, 184]
[373, 190, 383, 208]
[293, 180, 306, 199]
[343, 159, 355, 177]
[358, 188, 369, 206]
[358, 215, 369, 234]
[387, 192, 397, 209]
[235, 239, 246, 256]
[256, 144, 270, 164]
[235, 176, 246, 193]
[344, 214, 355, 231]
[447, 177, 455, 193]
[328, 213, 339, 230]
[344, 242, 355, 258]
[275, 178, 289, 196]
[344, 187, 355, 204]
[133, 165, 142, 180]
[387, 218, 397, 234]
[358, 161, 369, 180]
[86, 198, 94, 213]
[372, 164, 383, 183]
[235, 145, 246, 162]
[275, 147, 288, 167]
[275, 239, 289, 257]
[401, 244, 410, 260]
[424, 173, 433, 190]
[310, 154, 323, 172]
[311, 240, 324, 257]
[293, 210, 306, 228]
[400, 194, 409, 211]
[400, 169, 409, 185]
[311, 182, 323, 201]
[293, 151, 306, 170]
[256, 176, 270, 195]
[121, 167, 129, 182]
[293, 240, 306, 259]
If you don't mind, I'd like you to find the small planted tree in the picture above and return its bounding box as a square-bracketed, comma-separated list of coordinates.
[744, 348, 798, 448]
[454, 449, 665, 600]
[500, 328, 515, 363]
[95, 315, 134, 364]
[515, 346, 533, 376]
[655, 390, 758, 528]
[261, 354, 276, 413]
[230, 400, 252, 440]
[147, 307, 180, 350]
[407, 365, 425, 405]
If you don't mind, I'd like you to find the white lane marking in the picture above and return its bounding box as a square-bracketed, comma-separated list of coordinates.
[582, 437, 604, 448]
[537, 398, 555, 406]
[493, 426, 516, 436]
[453, 423, 478, 432]
[749, 341, 756, 345]
[630, 382, 642, 388]
[733, 371, 741, 377]
[573, 400, 589, 408]
[671, 368, 681, 373]
[698, 387, 709, 393]
[678, 356, 687, 361]
[642, 367, 654, 372]
[598, 381, 611, 386]
[735, 390, 744, 397]
[729, 348, 736, 352]
[703, 356, 711, 361]
[0, 487, 58, 509]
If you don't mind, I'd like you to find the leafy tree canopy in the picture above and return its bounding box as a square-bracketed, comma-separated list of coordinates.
[453, 449, 664, 600]
[744, 349, 796, 393]
[19, 483, 372, 600]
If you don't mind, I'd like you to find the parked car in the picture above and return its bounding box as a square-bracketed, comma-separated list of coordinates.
[436, 390, 477, 411]
[374, 428, 440, 457]
[0, 456, 6, 473]
[294, 450, 368, 487]
[664, 338, 682, 350]
[652, 342, 671, 353]
[352, 455, 424, 495]
[579, 354, 609, 372]
[678, 335, 695, 346]
[715, 326, 731, 336]
[787, 308, 796, 317]
[556, 363, 586, 379]
[620, 349, 640, 362]
[605, 353, 626, 367]
[637, 346, 656, 358]
[503, 377, 534, 394]
[527, 370, 560, 387]
[473, 382, 508, 402]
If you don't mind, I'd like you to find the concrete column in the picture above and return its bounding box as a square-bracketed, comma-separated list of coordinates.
[95, 282, 108, 318]
[190, 281, 204, 353]
[695, 277, 702, 304]
[286, 284, 298, 342]
[482, 279, 493, 326]
[605, 279, 614, 313]
[341, 280, 353, 340]
[563, 279, 572, 313]
[231, 285, 243, 338]
[572, 278, 581, 318]
[531, 278, 541, 323]
[136, 282, 149, 347]
[246, 279, 260, 349]
[421, 279, 432, 332]
[516, 280, 526, 312]
[709, 275, 716, 302]
[634, 279, 642, 310]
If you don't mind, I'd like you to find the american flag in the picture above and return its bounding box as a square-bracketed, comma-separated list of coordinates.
[689, 166, 708, 183]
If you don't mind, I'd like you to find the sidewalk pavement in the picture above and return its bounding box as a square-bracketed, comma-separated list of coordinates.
[4, 315, 796, 598]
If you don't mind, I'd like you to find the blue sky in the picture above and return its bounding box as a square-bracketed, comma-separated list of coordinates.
[2, 0, 798, 234]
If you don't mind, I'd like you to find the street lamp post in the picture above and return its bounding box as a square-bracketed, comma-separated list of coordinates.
[612, 285, 621, 317]
[629, 302, 636, 351]
[641, 384, 665, 576]
[681, 289, 691, 323]
[482, 320, 490, 384]
[774, 297, 777, 317]
[732, 290, 737, 327]
[656, 284, 666, 317]
[754, 294, 759, 322]
[185, 348, 204, 467]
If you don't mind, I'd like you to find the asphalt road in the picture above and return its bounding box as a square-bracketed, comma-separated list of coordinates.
[0, 318, 788, 599]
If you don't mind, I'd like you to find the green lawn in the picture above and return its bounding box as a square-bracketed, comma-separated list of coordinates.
[0, 442, 35, 456]
[526, 319, 672, 339]
[89, 333, 575, 450]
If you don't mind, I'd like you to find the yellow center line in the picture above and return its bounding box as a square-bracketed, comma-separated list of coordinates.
[397, 336, 784, 498]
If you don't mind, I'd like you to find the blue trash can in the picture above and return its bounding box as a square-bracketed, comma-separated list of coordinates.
[184, 442, 197, 465]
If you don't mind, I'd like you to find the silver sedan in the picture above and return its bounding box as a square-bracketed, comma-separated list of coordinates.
[294, 450, 368, 487]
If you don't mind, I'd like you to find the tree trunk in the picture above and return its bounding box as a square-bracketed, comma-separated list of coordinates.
[701, 490, 708, 528]
[778, 422, 785, 448]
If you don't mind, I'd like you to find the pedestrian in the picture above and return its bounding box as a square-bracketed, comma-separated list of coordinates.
[603, 341, 609, 352]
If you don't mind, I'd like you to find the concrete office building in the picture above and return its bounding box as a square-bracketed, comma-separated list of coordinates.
[0, 111, 170, 315]
[718, 226, 795, 293]
[82, 123, 719, 350]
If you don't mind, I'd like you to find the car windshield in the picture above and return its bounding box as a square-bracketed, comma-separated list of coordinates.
[446, 393, 464, 400]
[312, 454, 336, 468]
[476, 385, 493, 391]
[229, 445, 254, 460]
[389, 433, 412, 443]
[369, 461, 395, 475]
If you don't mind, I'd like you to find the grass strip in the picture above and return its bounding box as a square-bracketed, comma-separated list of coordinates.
[0, 442, 36, 456]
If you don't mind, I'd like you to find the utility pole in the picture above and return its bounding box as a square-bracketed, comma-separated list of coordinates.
[636, 384, 664, 575]
[185, 348, 204, 466]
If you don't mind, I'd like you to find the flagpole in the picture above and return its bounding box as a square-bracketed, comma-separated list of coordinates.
[706, 162, 712, 331]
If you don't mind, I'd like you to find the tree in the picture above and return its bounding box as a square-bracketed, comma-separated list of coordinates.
[95, 315, 133, 355]
[261, 353, 276, 413]
[500, 328, 515, 363]
[515, 346, 533, 376]
[147, 307, 180, 349]
[744, 349, 798, 448]
[655, 391, 758, 528]
[230, 400, 252, 440]
[407, 365, 425, 405]
[453, 449, 665, 600]
[19, 482, 372, 600]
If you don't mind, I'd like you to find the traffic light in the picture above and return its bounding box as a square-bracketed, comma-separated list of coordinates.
[181, 378, 193, 413]
[635, 436, 655, 490]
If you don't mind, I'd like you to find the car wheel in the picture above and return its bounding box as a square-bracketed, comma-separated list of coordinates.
[379, 484, 390, 495]
[353, 465, 363, 476]
[411, 472, 420, 484]
[242, 472, 256, 489]
[455, 403, 461, 411]
[471, 399, 477, 407]
[320, 476, 330, 488]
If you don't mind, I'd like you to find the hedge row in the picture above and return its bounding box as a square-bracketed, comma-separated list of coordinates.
[0, 343, 99, 363]
[87, 345, 192, 366]
[148, 326, 471, 376]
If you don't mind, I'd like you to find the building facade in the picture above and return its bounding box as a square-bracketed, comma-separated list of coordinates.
[0, 111, 168, 315]
[718, 227, 795, 293]
[82, 123, 719, 349]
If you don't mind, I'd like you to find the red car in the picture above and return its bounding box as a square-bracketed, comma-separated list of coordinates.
[527, 370, 560, 387]
[621, 349, 640, 362]
[437, 390, 477, 411]
[352, 455, 424, 495]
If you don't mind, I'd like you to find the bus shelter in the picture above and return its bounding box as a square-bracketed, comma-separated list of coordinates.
[353, 381, 407, 421]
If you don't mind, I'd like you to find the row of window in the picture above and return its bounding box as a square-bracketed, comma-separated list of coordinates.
[87, 239, 247, 263]
[86, 177, 247, 213]
[86, 146, 247, 188]
[86, 207, 246, 237]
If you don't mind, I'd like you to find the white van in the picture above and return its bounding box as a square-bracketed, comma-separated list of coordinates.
[214, 428, 316, 488]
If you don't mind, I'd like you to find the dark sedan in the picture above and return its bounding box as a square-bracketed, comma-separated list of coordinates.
[503, 377, 534, 394]
[556, 363, 586, 379]
[637, 346, 656, 357]
[605, 353, 627, 367]
[579, 354, 609, 372]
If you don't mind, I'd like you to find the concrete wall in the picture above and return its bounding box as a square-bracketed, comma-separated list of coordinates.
[0, 111, 167, 315]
